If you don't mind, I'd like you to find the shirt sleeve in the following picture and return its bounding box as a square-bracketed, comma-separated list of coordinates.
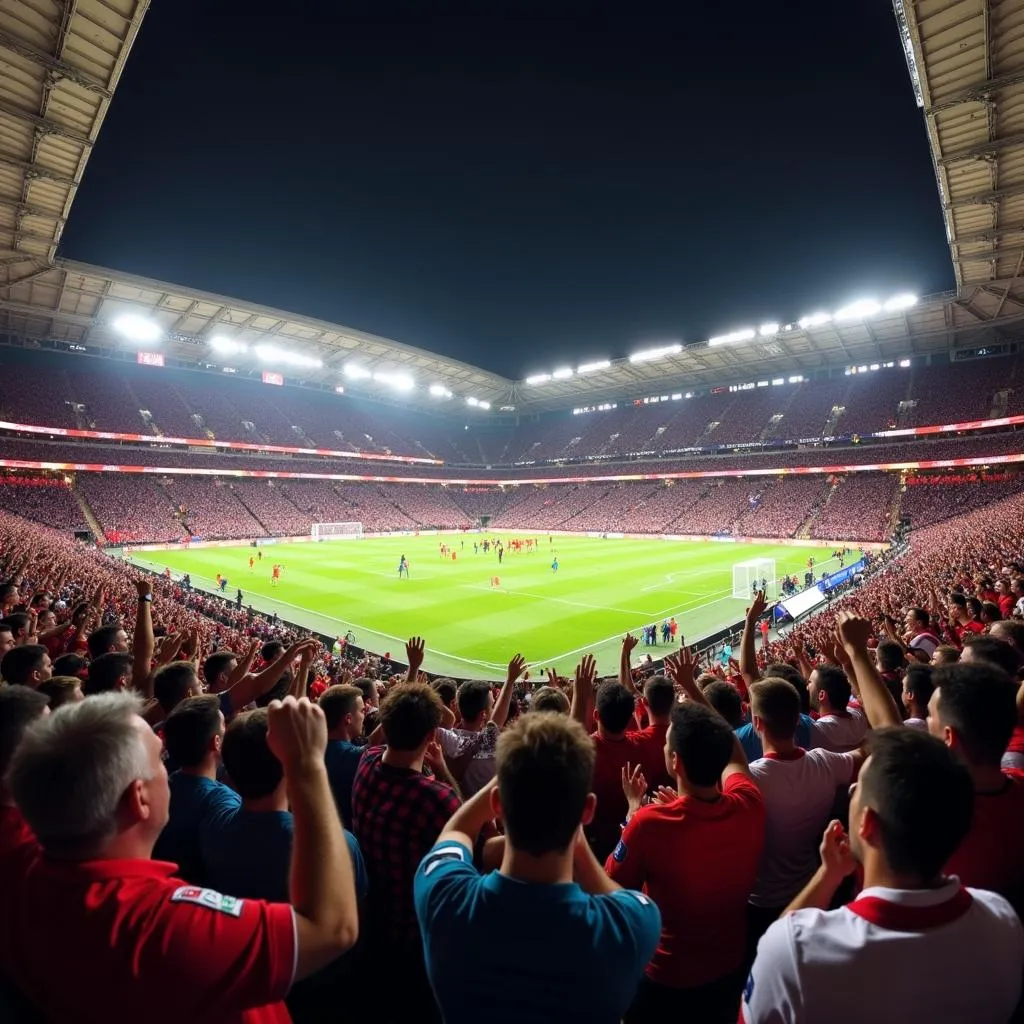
[600, 888, 662, 979]
[413, 839, 478, 933]
[819, 749, 858, 786]
[437, 728, 461, 758]
[154, 887, 296, 1015]
[344, 830, 370, 899]
[604, 809, 647, 891]
[741, 915, 803, 1024]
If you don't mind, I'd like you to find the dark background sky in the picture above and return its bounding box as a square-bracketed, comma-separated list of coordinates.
[61, 0, 951, 379]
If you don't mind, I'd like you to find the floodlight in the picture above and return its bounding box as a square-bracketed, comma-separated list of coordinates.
[884, 293, 917, 312]
[834, 299, 882, 321]
[899, 359, 911, 368]
[429, 384, 452, 398]
[478, 400, 491, 410]
[758, 322, 779, 337]
[466, 396, 480, 406]
[344, 363, 372, 380]
[255, 345, 322, 369]
[113, 314, 161, 343]
[373, 370, 415, 392]
[551, 367, 574, 379]
[525, 373, 552, 385]
[577, 360, 611, 373]
[798, 312, 831, 329]
[210, 335, 247, 355]
[628, 343, 682, 363]
[708, 328, 756, 347]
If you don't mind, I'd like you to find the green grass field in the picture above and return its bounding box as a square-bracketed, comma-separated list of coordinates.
[130, 534, 840, 679]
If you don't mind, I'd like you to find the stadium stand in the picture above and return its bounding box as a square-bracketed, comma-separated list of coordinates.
[810, 474, 900, 543]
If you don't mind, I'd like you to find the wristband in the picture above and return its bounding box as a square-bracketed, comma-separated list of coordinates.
[141, 594, 152, 602]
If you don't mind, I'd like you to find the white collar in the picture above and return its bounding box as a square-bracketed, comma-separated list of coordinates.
[856, 877, 962, 906]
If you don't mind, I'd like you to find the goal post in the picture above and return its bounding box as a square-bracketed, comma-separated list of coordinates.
[732, 557, 776, 599]
[311, 521, 364, 540]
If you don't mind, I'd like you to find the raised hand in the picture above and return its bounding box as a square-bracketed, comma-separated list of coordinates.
[836, 610, 872, 652]
[664, 647, 698, 688]
[405, 635, 426, 678]
[574, 653, 597, 692]
[135, 578, 153, 600]
[266, 695, 328, 772]
[621, 762, 648, 812]
[423, 739, 446, 775]
[747, 589, 768, 622]
[506, 653, 528, 685]
[653, 785, 678, 805]
[622, 633, 639, 655]
[819, 819, 856, 880]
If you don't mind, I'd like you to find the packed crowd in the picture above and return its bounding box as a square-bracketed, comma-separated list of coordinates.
[2, 485, 1024, 1022]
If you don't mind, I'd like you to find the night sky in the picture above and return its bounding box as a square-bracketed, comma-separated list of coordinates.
[61, 0, 951, 379]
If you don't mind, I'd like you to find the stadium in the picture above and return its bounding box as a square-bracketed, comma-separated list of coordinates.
[3, 3, 1024, 1021]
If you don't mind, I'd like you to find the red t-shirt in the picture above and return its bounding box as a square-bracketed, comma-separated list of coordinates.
[0, 856, 295, 1023]
[587, 732, 648, 862]
[0, 804, 34, 865]
[631, 720, 673, 793]
[998, 594, 1015, 618]
[606, 773, 765, 988]
[945, 770, 1024, 917]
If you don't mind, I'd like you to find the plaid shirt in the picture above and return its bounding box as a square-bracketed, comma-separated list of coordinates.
[351, 745, 461, 949]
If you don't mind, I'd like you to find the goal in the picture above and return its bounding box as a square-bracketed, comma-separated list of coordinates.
[732, 557, 776, 599]
[311, 521, 364, 540]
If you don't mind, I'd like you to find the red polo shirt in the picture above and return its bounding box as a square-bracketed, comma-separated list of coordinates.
[587, 731, 648, 862]
[0, 856, 295, 1023]
[631, 720, 673, 792]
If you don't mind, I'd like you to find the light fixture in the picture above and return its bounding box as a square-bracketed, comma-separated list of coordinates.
[758, 322, 779, 337]
[113, 314, 161, 343]
[466, 397, 480, 406]
[373, 370, 415, 392]
[478, 400, 491, 410]
[884, 293, 918, 312]
[834, 299, 882, 321]
[577, 360, 611, 373]
[551, 367, 574, 380]
[344, 363, 372, 380]
[708, 328, 756, 347]
[798, 312, 832, 329]
[525, 373, 552, 385]
[628, 343, 682, 363]
[254, 344, 322, 369]
[429, 384, 452, 398]
[210, 335, 248, 355]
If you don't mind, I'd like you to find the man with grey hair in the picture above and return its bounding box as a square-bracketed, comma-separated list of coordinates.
[0, 692, 360, 1022]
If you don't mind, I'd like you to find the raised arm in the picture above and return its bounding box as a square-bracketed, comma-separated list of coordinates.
[740, 590, 768, 687]
[835, 611, 902, 729]
[404, 636, 425, 683]
[131, 579, 156, 698]
[619, 634, 641, 694]
[491, 653, 527, 729]
[226, 638, 314, 710]
[436, 777, 495, 850]
[569, 654, 597, 729]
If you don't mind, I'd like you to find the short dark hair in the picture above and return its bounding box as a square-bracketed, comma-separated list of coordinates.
[876, 640, 905, 674]
[352, 677, 377, 704]
[903, 663, 934, 710]
[750, 677, 801, 739]
[260, 641, 285, 663]
[162, 694, 222, 768]
[668, 702, 734, 787]
[319, 684, 362, 730]
[765, 662, 810, 714]
[859, 728, 973, 879]
[2, 612, 31, 637]
[644, 675, 675, 717]
[981, 601, 1002, 623]
[595, 682, 635, 733]
[1, 645, 48, 687]
[52, 653, 87, 678]
[432, 677, 458, 707]
[221, 708, 282, 799]
[497, 712, 595, 857]
[992, 619, 1024, 652]
[83, 652, 133, 696]
[37, 676, 82, 709]
[153, 661, 198, 713]
[531, 686, 569, 714]
[907, 607, 930, 628]
[933, 662, 1018, 766]
[933, 645, 961, 666]
[379, 682, 443, 751]
[814, 664, 852, 710]
[963, 635, 1021, 677]
[86, 624, 123, 659]
[456, 680, 492, 723]
[704, 681, 744, 728]
[0, 686, 49, 778]
[203, 651, 236, 687]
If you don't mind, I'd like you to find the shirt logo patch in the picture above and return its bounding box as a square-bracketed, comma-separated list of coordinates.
[612, 839, 628, 863]
[170, 886, 244, 917]
[423, 846, 466, 877]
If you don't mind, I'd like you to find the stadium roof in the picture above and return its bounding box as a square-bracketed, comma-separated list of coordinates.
[895, 0, 1024, 289]
[2, 2, 1024, 418]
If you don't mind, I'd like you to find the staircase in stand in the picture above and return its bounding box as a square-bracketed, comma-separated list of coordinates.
[71, 478, 106, 541]
[795, 479, 838, 539]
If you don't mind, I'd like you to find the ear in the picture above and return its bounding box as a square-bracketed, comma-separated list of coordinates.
[579, 791, 597, 827]
[121, 778, 149, 827]
[858, 803, 881, 849]
[489, 786, 503, 822]
[669, 749, 682, 779]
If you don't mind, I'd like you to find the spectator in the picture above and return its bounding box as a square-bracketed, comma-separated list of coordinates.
[151, 695, 240, 885]
[84, 651, 133, 695]
[608, 651, 764, 1023]
[634, 672, 676, 792]
[86, 623, 129, 659]
[806, 664, 867, 752]
[0, 623, 13, 654]
[321, 684, 365, 827]
[736, 663, 816, 761]
[960, 633, 1021, 678]
[2, 692, 360, 1022]
[0, 644, 52, 688]
[901, 663, 933, 729]
[530, 685, 569, 714]
[37, 675, 84, 708]
[741, 729, 1023, 1023]
[0, 686, 48, 856]
[415, 712, 661, 1024]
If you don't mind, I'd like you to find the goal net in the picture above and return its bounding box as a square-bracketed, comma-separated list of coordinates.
[311, 521, 364, 540]
[732, 557, 776, 599]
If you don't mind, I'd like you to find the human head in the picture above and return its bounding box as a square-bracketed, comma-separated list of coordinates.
[849, 728, 973, 883]
[380, 682, 443, 752]
[221, 708, 283, 799]
[704, 681, 744, 728]
[456, 679, 493, 728]
[162, 694, 225, 770]
[202, 651, 237, 693]
[86, 624, 129, 659]
[153, 661, 201, 714]
[961, 634, 1022, 678]
[494, 712, 595, 857]
[990, 619, 1024, 656]
[0, 581, 18, 610]
[764, 662, 810, 714]
[901, 663, 934, 719]
[0, 686, 49, 800]
[84, 652, 134, 696]
[37, 676, 85, 709]
[664, 702, 733, 787]
[0, 624, 13, 654]
[643, 675, 675, 719]
[52, 652, 87, 678]
[8, 691, 168, 858]
[750, 676, 802, 742]
[905, 607, 930, 634]
[808, 664, 851, 715]
[431, 677, 458, 710]
[531, 686, 570, 715]
[595, 682, 636, 735]
[0, 644, 52, 688]
[928, 662, 1018, 767]
[353, 677, 378, 709]
[931, 645, 961, 666]
[875, 640, 905, 675]
[319, 684, 365, 739]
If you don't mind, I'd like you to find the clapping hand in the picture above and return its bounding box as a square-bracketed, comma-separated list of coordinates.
[819, 819, 855, 880]
[621, 762, 648, 814]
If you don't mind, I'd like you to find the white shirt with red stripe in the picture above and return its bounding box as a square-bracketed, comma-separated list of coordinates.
[748, 748, 859, 908]
[742, 878, 1023, 1024]
[806, 708, 867, 753]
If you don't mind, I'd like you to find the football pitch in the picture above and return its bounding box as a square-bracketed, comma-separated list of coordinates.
[130, 534, 839, 680]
